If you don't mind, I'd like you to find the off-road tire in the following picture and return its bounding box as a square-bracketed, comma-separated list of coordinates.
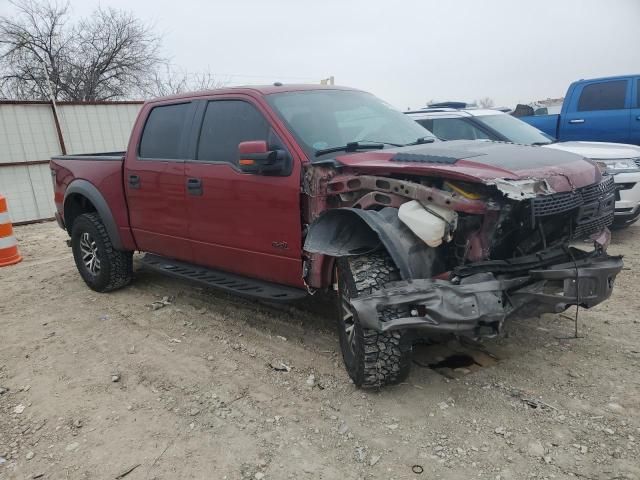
[71, 212, 133, 292]
[336, 252, 412, 388]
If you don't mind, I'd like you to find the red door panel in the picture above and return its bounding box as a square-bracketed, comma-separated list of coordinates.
[125, 160, 190, 260]
[184, 97, 304, 287]
[185, 161, 303, 287]
[124, 101, 195, 261]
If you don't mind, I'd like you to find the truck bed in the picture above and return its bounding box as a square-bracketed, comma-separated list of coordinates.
[51, 151, 125, 161]
[50, 152, 134, 250]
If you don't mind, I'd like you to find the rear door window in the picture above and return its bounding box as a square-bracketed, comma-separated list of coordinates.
[139, 103, 191, 159]
[577, 80, 628, 111]
[197, 100, 270, 164]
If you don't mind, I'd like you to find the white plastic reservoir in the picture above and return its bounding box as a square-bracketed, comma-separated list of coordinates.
[398, 200, 458, 248]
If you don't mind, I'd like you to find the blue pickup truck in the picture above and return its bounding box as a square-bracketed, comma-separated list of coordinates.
[519, 74, 640, 145]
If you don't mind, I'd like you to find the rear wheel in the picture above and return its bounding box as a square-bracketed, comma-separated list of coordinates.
[71, 212, 133, 292]
[336, 252, 412, 388]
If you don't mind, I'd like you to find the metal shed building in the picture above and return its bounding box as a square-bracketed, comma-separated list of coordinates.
[0, 100, 142, 223]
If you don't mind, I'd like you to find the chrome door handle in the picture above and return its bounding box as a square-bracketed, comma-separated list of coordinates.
[636, 115, 640, 121]
[569, 119, 585, 124]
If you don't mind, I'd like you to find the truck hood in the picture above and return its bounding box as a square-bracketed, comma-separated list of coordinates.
[334, 140, 601, 193]
[543, 141, 640, 160]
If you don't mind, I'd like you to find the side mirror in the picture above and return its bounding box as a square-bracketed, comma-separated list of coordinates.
[238, 140, 290, 176]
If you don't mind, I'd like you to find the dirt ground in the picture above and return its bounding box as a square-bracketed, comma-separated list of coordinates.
[1, 221, 639, 480]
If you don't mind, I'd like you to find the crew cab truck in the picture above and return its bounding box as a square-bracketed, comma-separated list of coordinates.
[51, 85, 623, 388]
[518, 74, 640, 145]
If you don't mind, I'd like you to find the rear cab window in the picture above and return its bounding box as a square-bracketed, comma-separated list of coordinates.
[139, 103, 192, 159]
[577, 80, 628, 111]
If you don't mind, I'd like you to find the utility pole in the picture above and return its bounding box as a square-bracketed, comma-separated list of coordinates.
[42, 60, 66, 155]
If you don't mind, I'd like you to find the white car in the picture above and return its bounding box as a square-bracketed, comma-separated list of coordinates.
[407, 106, 640, 228]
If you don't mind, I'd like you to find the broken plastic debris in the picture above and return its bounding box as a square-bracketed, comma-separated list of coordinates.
[590, 227, 611, 251]
[491, 178, 553, 200]
[149, 296, 174, 310]
[269, 361, 291, 372]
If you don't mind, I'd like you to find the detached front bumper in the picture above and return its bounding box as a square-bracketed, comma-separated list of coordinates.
[350, 252, 623, 336]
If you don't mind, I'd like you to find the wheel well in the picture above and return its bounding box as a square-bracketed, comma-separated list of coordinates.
[304, 207, 441, 281]
[64, 193, 97, 233]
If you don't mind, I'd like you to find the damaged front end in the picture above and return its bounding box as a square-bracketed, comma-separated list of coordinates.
[349, 248, 622, 335]
[304, 167, 623, 337]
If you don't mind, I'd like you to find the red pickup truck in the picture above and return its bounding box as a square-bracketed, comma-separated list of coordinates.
[51, 84, 623, 388]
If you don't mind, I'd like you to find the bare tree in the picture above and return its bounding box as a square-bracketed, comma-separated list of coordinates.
[0, 0, 163, 100]
[147, 66, 227, 97]
[476, 97, 495, 109]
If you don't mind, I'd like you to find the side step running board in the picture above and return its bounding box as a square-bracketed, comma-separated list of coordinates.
[140, 254, 307, 302]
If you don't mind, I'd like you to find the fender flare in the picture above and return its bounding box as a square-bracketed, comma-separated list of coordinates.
[64, 179, 124, 251]
[303, 207, 440, 279]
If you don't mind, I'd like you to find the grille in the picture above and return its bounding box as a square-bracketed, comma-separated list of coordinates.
[530, 176, 615, 239]
[532, 175, 615, 217]
[531, 191, 582, 216]
[581, 175, 614, 203]
[390, 153, 459, 164]
[574, 212, 615, 238]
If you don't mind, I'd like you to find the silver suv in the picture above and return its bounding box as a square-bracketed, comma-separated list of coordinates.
[406, 105, 640, 228]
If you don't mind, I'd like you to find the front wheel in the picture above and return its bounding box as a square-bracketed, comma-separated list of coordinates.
[71, 212, 133, 292]
[336, 252, 412, 388]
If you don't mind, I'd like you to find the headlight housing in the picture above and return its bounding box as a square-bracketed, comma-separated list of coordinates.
[595, 158, 640, 173]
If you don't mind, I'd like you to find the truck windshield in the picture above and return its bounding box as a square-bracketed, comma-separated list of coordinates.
[475, 114, 555, 145]
[267, 89, 435, 159]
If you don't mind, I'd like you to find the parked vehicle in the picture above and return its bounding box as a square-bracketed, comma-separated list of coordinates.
[51, 85, 622, 388]
[407, 107, 640, 227]
[516, 74, 640, 145]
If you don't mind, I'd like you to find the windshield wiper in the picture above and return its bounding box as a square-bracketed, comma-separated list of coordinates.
[315, 141, 390, 157]
[531, 141, 555, 146]
[404, 136, 436, 146]
[314, 138, 436, 157]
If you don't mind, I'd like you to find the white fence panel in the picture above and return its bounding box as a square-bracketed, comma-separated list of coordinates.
[57, 104, 141, 154]
[0, 104, 60, 164]
[0, 101, 143, 223]
[0, 164, 55, 223]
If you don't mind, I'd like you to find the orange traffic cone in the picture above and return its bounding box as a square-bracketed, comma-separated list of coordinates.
[0, 195, 22, 266]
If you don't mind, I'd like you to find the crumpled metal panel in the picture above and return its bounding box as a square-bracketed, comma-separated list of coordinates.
[348, 254, 623, 336]
[304, 207, 441, 280]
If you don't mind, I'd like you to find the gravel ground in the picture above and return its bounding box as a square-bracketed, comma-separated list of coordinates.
[1, 221, 639, 480]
